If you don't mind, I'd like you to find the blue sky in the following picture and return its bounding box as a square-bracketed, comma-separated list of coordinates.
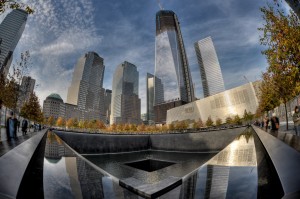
[0, 0, 290, 113]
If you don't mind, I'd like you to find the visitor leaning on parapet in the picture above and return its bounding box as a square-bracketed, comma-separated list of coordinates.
[293, 106, 300, 136]
[270, 113, 279, 133]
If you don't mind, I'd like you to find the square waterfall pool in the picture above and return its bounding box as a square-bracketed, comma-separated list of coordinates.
[83, 150, 217, 184]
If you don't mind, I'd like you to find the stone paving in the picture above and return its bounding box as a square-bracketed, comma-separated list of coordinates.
[0, 127, 41, 157]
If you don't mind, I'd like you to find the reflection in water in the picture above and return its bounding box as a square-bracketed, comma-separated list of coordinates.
[184, 128, 282, 199]
[43, 132, 131, 199]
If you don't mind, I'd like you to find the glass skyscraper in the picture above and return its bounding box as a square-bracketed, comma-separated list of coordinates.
[194, 36, 225, 98]
[0, 9, 28, 77]
[67, 52, 106, 121]
[146, 73, 163, 124]
[154, 10, 195, 105]
[111, 61, 141, 124]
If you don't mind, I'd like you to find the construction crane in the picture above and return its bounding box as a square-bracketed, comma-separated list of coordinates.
[157, 0, 164, 10]
[243, 75, 250, 83]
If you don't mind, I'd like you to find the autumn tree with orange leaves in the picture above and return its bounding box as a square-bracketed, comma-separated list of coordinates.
[258, 4, 300, 130]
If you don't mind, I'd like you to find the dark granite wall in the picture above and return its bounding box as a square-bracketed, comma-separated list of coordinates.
[54, 127, 246, 154]
[150, 127, 246, 152]
[54, 132, 150, 154]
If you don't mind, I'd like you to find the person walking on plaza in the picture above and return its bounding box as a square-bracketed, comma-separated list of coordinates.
[21, 119, 28, 135]
[270, 113, 280, 133]
[293, 106, 300, 136]
[17, 120, 20, 132]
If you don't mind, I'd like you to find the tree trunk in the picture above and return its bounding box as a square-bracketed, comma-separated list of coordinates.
[284, 102, 288, 130]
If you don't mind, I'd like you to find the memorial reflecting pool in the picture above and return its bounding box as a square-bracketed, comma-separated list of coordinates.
[19, 128, 284, 198]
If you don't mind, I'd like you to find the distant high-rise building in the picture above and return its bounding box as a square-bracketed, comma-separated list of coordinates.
[104, 89, 112, 124]
[285, 0, 300, 18]
[17, 76, 35, 110]
[0, 9, 28, 77]
[194, 36, 225, 98]
[20, 76, 35, 98]
[154, 10, 194, 123]
[146, 73, 163, 124]
[110, 61, 141, 124]
[67, 52, 106, 121]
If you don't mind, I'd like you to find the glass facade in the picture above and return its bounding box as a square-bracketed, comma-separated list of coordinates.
[67, 52, 105, 109]
[66, 52, 106, 121]
[194, 37, 225, 97]
[0, 9, 28, 77]
[154, 10, 194, 105]
[146, 73, 164, 123]
[111, 61, 141, 124]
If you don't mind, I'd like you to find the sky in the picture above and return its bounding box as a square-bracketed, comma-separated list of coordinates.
[0, 0, 291, 113]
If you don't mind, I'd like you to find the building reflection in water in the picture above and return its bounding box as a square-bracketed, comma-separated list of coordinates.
[182, 129, 263, 199]
[43, 132, 134, 199]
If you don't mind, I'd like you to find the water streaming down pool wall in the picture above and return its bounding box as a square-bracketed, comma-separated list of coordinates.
[54, 127, 247, 154]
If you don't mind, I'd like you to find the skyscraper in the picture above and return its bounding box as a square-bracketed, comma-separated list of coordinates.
[67, 52, 106, 121]
[154, 10, 194, 123]
[110, 61, 141, 124]
[104, 89, 112, 124]
[146, 73, 163, 124]
[17, 76, 35, 110]
[0, 9, 28, 77]
[194, 36, 225, 97]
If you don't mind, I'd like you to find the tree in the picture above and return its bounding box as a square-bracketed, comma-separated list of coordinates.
[56, 117, 65, 127]
[168, 123, 175, 131]
[96, 120, 106, 130]
[1, 51, 33, 113]
[259, 5, 300, 129]
[193, 119, 204, 129]
[88, 120, 97, 130]
[175, 120, 188, 130]
[225, 116, 233, 124]
[47, 116, 55, 127]
[216, 118, 222, 126]
[78, 120, 85, 129]
[233, 115, 242, 125]
[73, 118, 79, 128]
[109, 123, 117, 131]
[20, 92, 43, 123]
[129, 124, 137, 131]
[0, 0, 34, 14]
[124, 123, 130, 131]
[117, 123, 124, 132]
[66, 118, 74, 129]
[137, 123, 146, 132]
[206, 116, 214, 127]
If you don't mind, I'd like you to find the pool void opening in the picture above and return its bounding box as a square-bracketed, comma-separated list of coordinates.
[125, 159, 175, 172]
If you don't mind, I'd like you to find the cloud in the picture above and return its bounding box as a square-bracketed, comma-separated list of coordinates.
[9, 0, 102, 105]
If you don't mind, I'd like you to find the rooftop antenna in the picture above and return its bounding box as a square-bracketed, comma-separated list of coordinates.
[157, 0, 164, 10]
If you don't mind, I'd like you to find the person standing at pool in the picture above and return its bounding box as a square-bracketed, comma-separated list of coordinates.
[6, 111, 17, 140]
[270, 113, 279, 133]
[264, 116, 269, 132]
[293, 106, 300, 136]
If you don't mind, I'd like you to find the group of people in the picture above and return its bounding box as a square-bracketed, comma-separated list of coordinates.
[261, 106, 300, 136]
[263, 113, 280, 133]
[6, 111, 29, 141]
